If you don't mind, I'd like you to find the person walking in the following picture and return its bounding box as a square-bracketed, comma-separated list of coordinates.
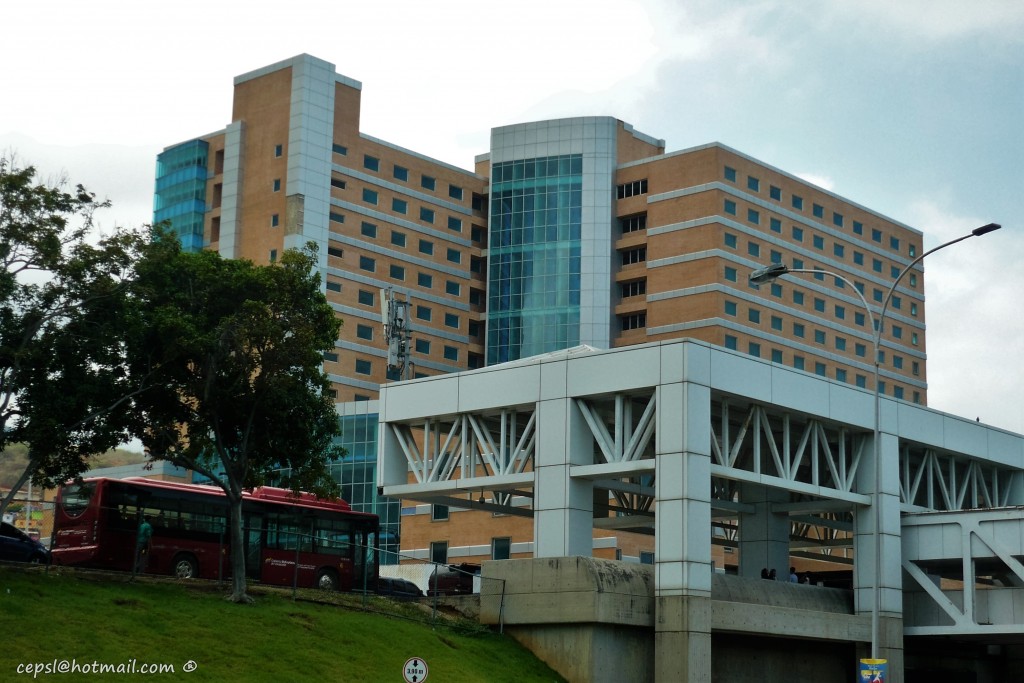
[132, 515, 153, 580]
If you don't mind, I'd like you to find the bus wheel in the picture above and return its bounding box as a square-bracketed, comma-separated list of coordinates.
[173, 554, 199, 579]
[316, 569, 339, 591]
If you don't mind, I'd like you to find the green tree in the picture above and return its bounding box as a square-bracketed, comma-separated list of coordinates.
[126, 229, 343, 602]
[0, 158, 146, 517]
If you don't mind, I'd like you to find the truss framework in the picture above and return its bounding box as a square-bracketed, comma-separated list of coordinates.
[900, 445, 1023, 511]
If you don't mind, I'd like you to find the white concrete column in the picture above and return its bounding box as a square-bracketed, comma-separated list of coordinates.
[533, 397, 594, 557]
[854, 412, 904, 675]
[655, 379, 712, 683]
[738, 483, 790, 580]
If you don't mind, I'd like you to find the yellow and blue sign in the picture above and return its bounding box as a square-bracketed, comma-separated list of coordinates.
[859, 658, 887, 682]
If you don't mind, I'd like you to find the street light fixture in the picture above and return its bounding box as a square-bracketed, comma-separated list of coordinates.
[748, 222, 1001, 664]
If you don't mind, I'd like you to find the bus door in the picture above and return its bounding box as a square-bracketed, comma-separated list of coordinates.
[244, 513, 263, 581]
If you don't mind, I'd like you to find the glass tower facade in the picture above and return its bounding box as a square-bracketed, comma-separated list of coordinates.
[154, 139, 208, 252]
[487, 154, 583, 364]
[329, 411, 400, 563]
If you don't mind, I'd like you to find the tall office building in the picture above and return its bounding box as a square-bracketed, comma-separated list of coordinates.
[155, 54, 926, 566]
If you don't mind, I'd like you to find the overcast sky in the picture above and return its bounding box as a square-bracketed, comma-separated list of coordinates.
[2, 0, 1022, 432]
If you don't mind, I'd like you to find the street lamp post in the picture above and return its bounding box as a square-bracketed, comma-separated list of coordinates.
[749, 222, 1001, 663]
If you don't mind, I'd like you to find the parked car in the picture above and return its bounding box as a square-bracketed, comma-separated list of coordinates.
[0, 522, 50, 564]
[428, 563, 480, 595]
[376, 577, 424, 599]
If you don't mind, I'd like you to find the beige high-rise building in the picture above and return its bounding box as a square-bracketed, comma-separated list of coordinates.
[155, 54, 925, 567]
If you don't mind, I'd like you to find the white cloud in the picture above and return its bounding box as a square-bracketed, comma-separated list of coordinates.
[830, 0, 1024, 42]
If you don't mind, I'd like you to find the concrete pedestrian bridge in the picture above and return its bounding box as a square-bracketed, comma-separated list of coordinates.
[377, 340, 1024, 682]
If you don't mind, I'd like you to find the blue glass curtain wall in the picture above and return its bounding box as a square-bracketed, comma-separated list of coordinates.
[487, 154, 583, 364]
[154, 140, 208, 253]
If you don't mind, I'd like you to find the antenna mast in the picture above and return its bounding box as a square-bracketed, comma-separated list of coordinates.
[381, 287, 413, 380]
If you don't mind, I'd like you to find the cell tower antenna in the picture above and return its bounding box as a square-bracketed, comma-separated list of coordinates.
[380, 287, 414, 380]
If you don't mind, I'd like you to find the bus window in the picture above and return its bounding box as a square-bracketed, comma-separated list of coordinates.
[59, 482, 95, 518]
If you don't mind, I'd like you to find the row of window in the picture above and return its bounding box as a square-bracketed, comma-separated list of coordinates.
[361, 153, 465, 201]
[722, 165, 915, 257]
[723, 202, 918, 280]
[725, 233, 921, 317]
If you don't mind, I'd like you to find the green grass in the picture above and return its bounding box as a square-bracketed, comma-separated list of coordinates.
[0, 565, 565, 682]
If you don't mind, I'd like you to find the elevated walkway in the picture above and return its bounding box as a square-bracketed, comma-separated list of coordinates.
[902, 507, 1024, 637]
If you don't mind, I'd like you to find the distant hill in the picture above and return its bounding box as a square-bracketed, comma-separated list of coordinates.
[0, 445, 147, 490]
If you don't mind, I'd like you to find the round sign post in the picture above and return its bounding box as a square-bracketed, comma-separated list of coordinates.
[403, 657, 429, 683]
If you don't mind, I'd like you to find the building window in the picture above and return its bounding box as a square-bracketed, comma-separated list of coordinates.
[770, 283, 782, 298]
[326, 280, 342, 293]
[621, 279, 647, 298]
[621, 313, 647, 331]
[748, 342, 761, 357]
[814, 298, 825, 312]
[274, 144, 283, 157]
[621, 247, 647, 265]
[392, 198, 407, 214]
[747, 176, 760, 192]
[332, 143, 347, 156]
[812, 203, 824, 218]
[393, 165, 408, 182]
[616, 179, 648, 198]
[444, 313, 459, 329]
[355, 359, 372, 375]
[269, 249, 277, 262]
[492, 537, 511, 561]
[835, 337, 847, 351]
[747, 208, 760, 225]
[724, 267, 737, 282]
[856, 375, 867, 388]
[770, 217, 782, 233]
[894, 386, 905, 400]
[893, 355, 904, 369]
[909, 274, 917, 287]
[724, 233, 737, 249]
[390, 264, 405, 281]
[835, 305, 845, 319]
[853, 221, 863, 235]
[833, 244, 845, 258]
[792, 226, 803, 242]
[872, 258, 883, 273]
[769, 185, 781, 201]
[909, 244, 917, 257]
[448, 184, 464, 201]
[724, 199, 737, 216]
[421, 175, 436, 191]
[323, 352, 338, 363]
[359, 256, 375, 272]
[725, 301, 737, 316]
[363, 155, 379, 172]
[418, 272, 433, 288]
[771, 349, 783, 363]
[443, 345, 458, 361]
[747, 242, 760, 257]
[770, 315, 782, 331]
[354, 324, 373, 341]
[813, 235, 824, 250]
[391, 231, 407, 247]
[855, 312, 865, 326]
[274, 178, 282, 192]
[419, 239, 434, 255]
[430, 541, 448, 565]
[892, 325, 903, 339]
[361, 221, 377, 238]
[833, 212, 844, 227]
[770, 250, 782, 264]
[910, 303, 918, 316]
[890, 236, 900, 251]
[792, 195, 804, 211]
[415, 339, 430, 354]
[724, 166, 737, 182]
[330, 177, 346, 190]
[328, 246, 344, 259]
[872, 228, 882, 243]
[748, 308, 760, 324]
[271, 214, 280, 228]
[855, 343, 866, 357]
[912, 361, 920, 376]
[329, 212, 345, 224]
[836, 368, 848, 383]
[446, 248, 461, 264]
[416, 306, 432, 321]
[794, 356, 805, 370]
[814, 329, 826, 344]
[724, 335, 737, 350]
[815, 362, 826, 376]
[448, 216, 462, 232]
[420, 207, 435, 224]
[793, 291, 804, 305]
[445, 280, 461, 296]
[358, 290, 374, 306]
[854, 251, 864, 265]
[362, 188, 378, 205]
[793, 323, 805, 338]
[891, 265, 900, 278]
[621, 214, 647, 233]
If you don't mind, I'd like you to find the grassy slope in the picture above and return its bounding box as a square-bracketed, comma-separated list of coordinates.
[0, 566, 565, 682]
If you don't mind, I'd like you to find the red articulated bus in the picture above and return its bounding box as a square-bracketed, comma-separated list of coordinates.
[51, 477, 379, 592]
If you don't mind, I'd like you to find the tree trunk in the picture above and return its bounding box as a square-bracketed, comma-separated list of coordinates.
[0, 459, 36, 519]
[225, 495, 252, 603]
